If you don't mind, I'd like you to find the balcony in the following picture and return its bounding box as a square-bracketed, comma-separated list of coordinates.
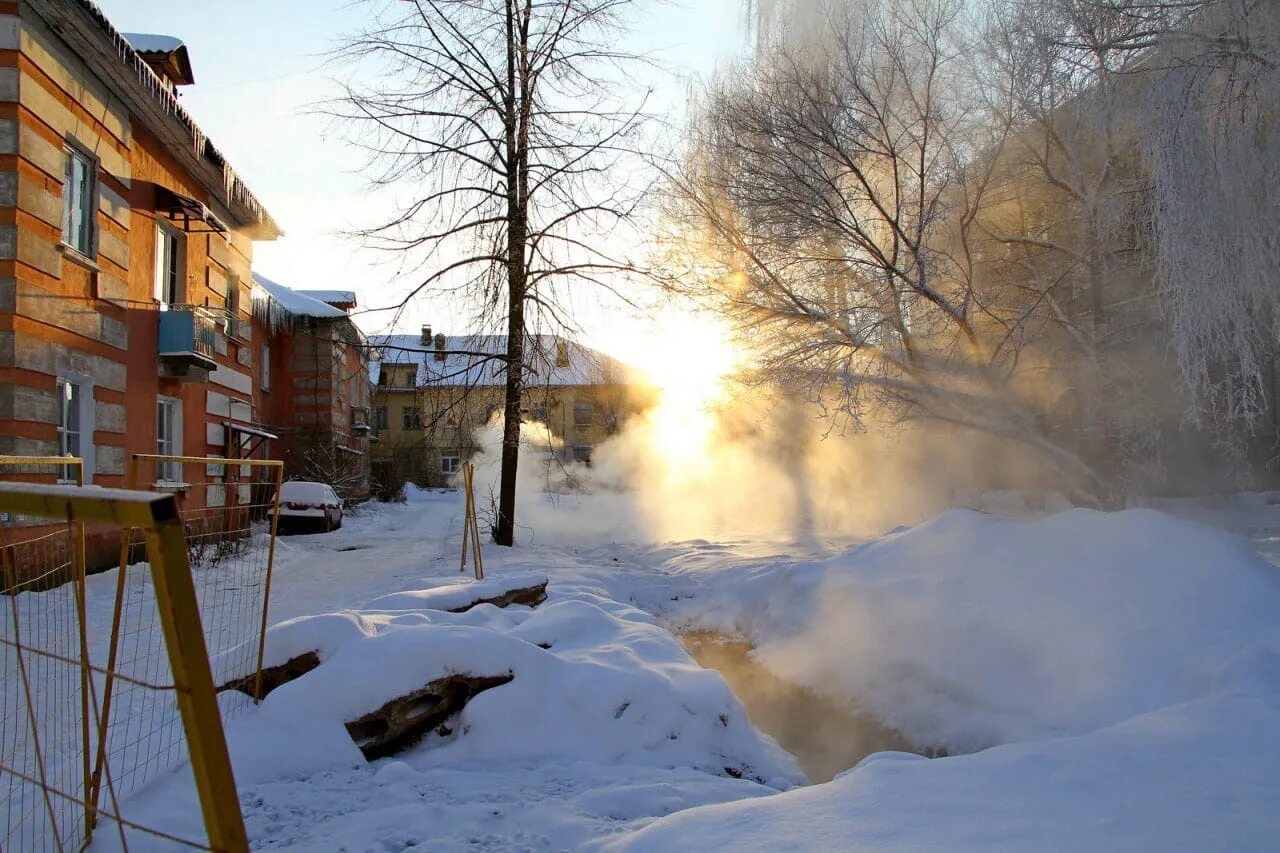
[158, 305, 219, 379]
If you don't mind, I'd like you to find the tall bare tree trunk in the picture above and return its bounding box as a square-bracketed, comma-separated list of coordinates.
[497, 0, 531, 546]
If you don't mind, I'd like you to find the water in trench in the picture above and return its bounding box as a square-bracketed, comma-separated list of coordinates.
[681, 632, 928, 783]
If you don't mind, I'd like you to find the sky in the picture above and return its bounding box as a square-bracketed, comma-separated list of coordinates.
[95, 0, 747, 363]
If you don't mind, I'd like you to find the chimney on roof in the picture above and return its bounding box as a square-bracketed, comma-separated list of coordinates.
[556, 339, 570, 369]
[434, 332, 446, 362]
[420, 325, 432, 346]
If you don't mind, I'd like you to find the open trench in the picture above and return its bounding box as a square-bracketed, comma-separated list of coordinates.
[680, 632, 932, 783]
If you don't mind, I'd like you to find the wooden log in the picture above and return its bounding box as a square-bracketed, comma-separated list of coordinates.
[446, 580, 547, 613]
[344, 672, 514, 760]
[218, 650, 320, 699]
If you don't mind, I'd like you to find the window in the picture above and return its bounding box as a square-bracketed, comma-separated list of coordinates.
[402, 406, 421, 429]
[377, 370, 388, 387]
[532, 403, 548, 423]
[573, 402, 593, 428]
[55, 378, 81, 483]
[156, 397, 182, 482]
[153, 222, 183, 306]
[61, 146, 95, 256]
[224, 274, 240, 336]
[261, 344, 271, 392]
[572, 445, 592, 465]
[349, 373, 359, 407]
[441, 453, 461, 476]
[373, 406, 388, 430]
[439, 406, 459, 428]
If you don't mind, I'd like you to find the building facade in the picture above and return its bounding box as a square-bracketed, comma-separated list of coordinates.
[368, 329, 646, 488]
[253, 276, 371, 500]
[0, 1, 280, 498]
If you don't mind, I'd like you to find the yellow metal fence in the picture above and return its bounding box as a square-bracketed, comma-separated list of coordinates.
[0, 454, 284, 851]
[0, 457, 91, 851]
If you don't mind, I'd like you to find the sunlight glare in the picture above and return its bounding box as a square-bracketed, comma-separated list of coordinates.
[626, 309, 742, 472]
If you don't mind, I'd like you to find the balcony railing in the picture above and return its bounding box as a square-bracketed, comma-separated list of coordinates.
[158, 304, 219, 377]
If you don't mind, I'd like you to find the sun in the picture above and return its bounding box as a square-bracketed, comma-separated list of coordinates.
[596, 306, 742, 470]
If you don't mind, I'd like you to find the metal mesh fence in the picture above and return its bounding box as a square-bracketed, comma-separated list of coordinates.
[0, 456, 272, 850]
[0, 457, 90, 851]
[95, 456, 282, 810]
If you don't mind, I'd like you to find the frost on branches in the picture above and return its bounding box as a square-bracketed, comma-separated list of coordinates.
[1141, 1, 1280, 430]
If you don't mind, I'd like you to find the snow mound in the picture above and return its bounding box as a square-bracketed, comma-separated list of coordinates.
[681, 508, 1280, 752]
[226, 590, 804, 789]
[367, 572, 547, 611]
[607, 686, 1280, 850]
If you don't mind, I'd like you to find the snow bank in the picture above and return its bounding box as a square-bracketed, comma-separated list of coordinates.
[367, 572, 547, 612]
[607, 683, 1280, 850]
[662, 509, 1280, 752]
[224, 585, 803, 790]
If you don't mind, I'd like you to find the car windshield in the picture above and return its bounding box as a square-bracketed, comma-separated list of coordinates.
[281, 482, 333, 504]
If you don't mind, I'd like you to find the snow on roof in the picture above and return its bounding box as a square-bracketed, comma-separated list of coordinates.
[368, 334, 633, 388]
[121, 33, 184, 54]
[252, 273, 348, 329]
[296, 290, 357, 307]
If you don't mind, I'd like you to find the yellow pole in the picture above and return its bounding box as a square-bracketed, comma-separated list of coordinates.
[459, 462, 472, 575]
[252, 462, 285, 703]
[71, 461, 95, 842]
[464, 464, 484, 580]
[144, 499, 249, 852]
[89, 455, 140, 830]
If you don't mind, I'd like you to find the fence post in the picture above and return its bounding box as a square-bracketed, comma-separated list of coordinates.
[253, 462, 285, 703]
[143, 497, 249, 852]
[88, 454, 140, 828]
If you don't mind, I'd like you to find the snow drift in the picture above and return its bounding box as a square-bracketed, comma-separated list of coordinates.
[662, 508, 1280, 753]
[223, 582, 804, 789]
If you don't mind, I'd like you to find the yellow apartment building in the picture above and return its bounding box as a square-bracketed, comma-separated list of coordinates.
[368, 329, 648, 487]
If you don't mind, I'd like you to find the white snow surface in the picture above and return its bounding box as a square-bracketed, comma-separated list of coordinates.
[121, 33, 184, 54]
[368, 333, 635, 388]
[294, 289, 357, 305]
[90, 493, 1280, 850]
[251, 274, 348, 320]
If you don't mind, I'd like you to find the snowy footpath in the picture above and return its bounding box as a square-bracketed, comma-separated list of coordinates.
[104, 490, 1280, 850]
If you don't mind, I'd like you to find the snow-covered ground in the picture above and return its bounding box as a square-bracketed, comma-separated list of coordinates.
[89, 489, 1280, 849]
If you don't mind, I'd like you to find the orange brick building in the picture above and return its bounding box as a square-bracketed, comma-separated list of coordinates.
[0, 0, 282, 493]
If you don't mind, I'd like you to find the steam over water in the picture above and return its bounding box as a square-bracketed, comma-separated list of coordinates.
[681, 632, 932, 782]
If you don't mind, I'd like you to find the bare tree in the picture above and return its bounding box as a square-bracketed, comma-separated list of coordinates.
[673, 0, 1278, 499]
[331, 0, 652, 544]
[982, 0, 1280, 487]
[670, 0, 1105, 496]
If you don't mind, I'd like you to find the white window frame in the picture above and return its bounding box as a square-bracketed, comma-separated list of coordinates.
[441, 453, 461, 476]
[156, 396, 183, 484]
[61, 145, 96, 257]
[261, 344, 271, 392]
[55, 375, 94, 484]
[153, 221, 184, 307]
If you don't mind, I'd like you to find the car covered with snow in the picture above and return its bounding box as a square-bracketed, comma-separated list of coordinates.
[276, 481, 343, 533]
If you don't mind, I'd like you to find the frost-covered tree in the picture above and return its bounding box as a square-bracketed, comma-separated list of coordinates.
[1138, 1, 1280, 432]
[670, 0, 1107, 496]
[706, 0, 1279, 498]
[984, 0, 1280, 487]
